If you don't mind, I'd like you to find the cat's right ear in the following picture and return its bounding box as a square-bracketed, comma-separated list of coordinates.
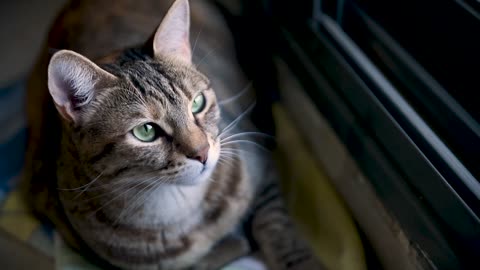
[48, 50, 117, 123]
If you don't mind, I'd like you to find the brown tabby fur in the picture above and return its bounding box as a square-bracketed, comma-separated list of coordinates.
[23, 0, 268, 269]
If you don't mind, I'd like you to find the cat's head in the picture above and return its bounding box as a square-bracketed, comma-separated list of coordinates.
[47, 0, 221, 186]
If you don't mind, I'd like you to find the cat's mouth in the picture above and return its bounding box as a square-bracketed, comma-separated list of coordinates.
[175, 141, 219, 186]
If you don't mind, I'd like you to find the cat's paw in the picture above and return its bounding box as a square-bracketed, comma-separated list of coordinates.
[188, 234, 250, 270]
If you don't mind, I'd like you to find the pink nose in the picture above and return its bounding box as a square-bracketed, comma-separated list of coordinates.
[188, 145, 209, 164]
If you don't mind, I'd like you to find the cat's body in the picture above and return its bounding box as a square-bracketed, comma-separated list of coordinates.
[24, 0, 270, 269]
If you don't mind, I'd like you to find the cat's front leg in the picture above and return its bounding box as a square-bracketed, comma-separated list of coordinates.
[187, 234, 250, 270]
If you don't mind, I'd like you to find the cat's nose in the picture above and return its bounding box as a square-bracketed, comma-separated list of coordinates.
[188, 144, 209, 164]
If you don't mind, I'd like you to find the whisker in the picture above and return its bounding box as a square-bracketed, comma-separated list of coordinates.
[207, 177, 219, 183]
[219, 153, 238, 160]
[218, 155, 237, 165]
[192, 25, 204, 57]
[132, 178, 169, 212]
[219, 101, 257, 138]
[57, 171, 104, 191]
[134, 92, 150, 112]
[169, 184, 182, 210]
[177, 187, 187, 202]
[219, 156, 242, 165]
[75, 169, 167, 202]
[72, 178, 130, 193]
[221, 147, 258, 158]
[218, 82, 252, 106]
[195, 44, 222, 68]
[87, 176, 157, 217]
[113, 185, 154, 225]
[219, 158, 237, 167]
[112, 178, 165, 225]
[220, 132, 275, 143]
[217, 158, 235, 167]
[220, 148, 242, 155]
[221, 140, 270, 152]
[77, 178, 141, 203]
[220, 151, 243, 159]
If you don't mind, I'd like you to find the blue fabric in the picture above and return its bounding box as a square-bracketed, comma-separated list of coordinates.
[0, 80, 27, 202]
[0, 128, 26, 179]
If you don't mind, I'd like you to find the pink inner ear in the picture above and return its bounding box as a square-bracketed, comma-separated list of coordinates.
[48, 64, 78, 122]
[49, 66, 70, 107]
[49, 66, 78, 122]
[49, 60, 95, 108]
[47, 50, 116, 122]
[153, 0, 192, 63]
[55, 103, 75, 122]
[48, 51, 98, 120]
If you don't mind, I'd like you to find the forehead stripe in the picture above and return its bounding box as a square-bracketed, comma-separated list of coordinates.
[128, 74, 147, 96]
[149, 63, 193, 100]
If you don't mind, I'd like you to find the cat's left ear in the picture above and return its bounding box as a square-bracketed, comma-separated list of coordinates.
[152, 0, 191, 64]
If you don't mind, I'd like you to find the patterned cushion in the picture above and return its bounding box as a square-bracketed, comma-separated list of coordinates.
[0, 80, 27, 203]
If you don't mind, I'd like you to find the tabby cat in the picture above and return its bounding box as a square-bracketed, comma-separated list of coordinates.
[24, 0, 272, 269]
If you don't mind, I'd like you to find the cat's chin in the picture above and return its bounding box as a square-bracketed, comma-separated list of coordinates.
[176, 177, 206, 186]
[175, 170, 212, 186]
[175, 162, 216, 186]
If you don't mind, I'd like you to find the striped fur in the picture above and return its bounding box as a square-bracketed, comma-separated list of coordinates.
[24, 0, 267, 269]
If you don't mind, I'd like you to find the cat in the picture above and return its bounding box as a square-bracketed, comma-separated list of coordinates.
[23, 0, 273, 269]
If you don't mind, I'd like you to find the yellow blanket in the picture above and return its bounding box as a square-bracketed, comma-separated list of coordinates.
[273, 104, 366, 270]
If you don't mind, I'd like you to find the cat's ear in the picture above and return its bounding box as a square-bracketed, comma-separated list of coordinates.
[152, 0, 191, 63]
[48, 50, 117, 123]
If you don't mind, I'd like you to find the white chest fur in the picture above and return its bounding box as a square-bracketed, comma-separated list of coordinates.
[126, 180, 210, 232]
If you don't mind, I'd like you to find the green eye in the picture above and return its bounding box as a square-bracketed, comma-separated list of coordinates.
[192, 93, 206, 114]
[132, 123, 157, 142]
